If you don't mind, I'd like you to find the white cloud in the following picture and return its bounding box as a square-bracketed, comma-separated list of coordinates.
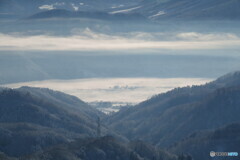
[0, 30, 240, 51]
[176, 32, 239, 41]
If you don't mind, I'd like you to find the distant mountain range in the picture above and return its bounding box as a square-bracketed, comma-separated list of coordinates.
[137, 0, 240, 20]
[0, 0, 140, 18]
[1, 54, 238, 85]
[1, 0, 240, 20]
[105, 71, 240, 155]
[28, 9, 146, 21]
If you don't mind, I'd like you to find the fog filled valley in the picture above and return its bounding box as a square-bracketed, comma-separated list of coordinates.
[1, 0, 240, 159]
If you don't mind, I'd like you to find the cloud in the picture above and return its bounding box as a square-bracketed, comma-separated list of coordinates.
[176, 32, 239, 41]
[0, 30, 240, 51]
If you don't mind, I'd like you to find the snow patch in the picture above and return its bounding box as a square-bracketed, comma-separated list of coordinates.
[71, 3, 79, 11]
[149, 11, 166, 19]
[111, 4, 125, 9]
[54, 2, 65, 6]
[110, 6, 142, 14]
[39, 5, 55, 10]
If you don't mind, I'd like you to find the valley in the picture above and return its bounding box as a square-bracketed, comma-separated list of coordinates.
[0, 0, 240, 159]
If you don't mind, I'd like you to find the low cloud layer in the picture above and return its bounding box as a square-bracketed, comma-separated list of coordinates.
[0, 29, 240, 51]
[4, 78, 212, 104]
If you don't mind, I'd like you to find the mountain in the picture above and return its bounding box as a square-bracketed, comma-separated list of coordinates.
[28, 9, 146, 21]
[105, 71, 240, 147]
[0, 87, 118, 157]
[17, 86, 104, 118]
[0, 152, 17, 160]
[2, 0, 240, 20]
[1, 54, 237, 85]
[137, 0, 240, 20]
[0, 0, 141, 19]
[170, 123, 240, 160]
[23, 136, 178, 160]
[27, 0, 240, 21]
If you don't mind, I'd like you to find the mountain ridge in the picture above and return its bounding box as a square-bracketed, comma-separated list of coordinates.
[170, 123, 240, 160]
[27, 9, 147, 21]
[1, 0, 240, 20]
[106, 71, 240, 148]
[138, 0, 240, 20]
[0, 87, 126, 157]
[23, 136, 178, 160]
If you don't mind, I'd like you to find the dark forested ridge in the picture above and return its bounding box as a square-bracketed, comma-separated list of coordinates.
[23, 136, 177, 160]
[0, 87, 191, 160]
[170, 123, 240, 160]
[106, 71, 240, 147]
[1, 71, 240, 159]
[0, 87, 112, 157]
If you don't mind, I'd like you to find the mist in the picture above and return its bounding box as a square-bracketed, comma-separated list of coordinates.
[1, 30, 240, 51]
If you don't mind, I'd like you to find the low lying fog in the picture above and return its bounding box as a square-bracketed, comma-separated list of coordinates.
[4, 78, 211, 104]
[0, 29, 240, 52]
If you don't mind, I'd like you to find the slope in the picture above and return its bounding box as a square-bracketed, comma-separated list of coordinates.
[106, 71, 240, 147]
[138, 0, 240, 20]
[0, 87, 108, 157]
[24, 136, 178, 160]
[170, 123, 240, 160]
[28, 9, 146, 21]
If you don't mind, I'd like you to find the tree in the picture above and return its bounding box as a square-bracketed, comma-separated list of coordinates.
[178, 154, 192, 160]
[97, 116, 101, 137]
